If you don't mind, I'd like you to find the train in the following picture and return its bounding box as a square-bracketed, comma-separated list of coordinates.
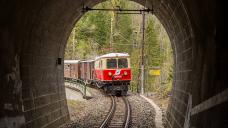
[64, 53, 131, 95]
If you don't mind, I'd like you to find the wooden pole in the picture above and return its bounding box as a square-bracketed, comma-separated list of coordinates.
[140, 11, 145, 95]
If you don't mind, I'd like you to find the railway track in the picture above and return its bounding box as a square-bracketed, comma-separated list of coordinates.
[60, 90, 157, 128]
[99, 96, 131, 128]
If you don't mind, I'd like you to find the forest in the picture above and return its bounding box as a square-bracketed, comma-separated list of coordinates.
[64, 0, 173, 98]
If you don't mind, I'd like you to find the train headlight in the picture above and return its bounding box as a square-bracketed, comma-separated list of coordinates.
[108, 72, 112, 76]
[124, 71, 128, 76]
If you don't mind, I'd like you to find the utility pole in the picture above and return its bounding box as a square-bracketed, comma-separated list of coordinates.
[140, 11, 146, 95]
[109, 11, 114, 51]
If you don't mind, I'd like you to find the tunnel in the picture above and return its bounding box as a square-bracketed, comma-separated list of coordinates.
[0, 0, 226, 127]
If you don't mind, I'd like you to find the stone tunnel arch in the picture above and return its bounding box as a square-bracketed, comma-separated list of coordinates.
[0, 0, 226, 128]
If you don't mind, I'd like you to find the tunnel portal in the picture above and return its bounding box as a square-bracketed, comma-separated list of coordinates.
[0, 0, 226, 127]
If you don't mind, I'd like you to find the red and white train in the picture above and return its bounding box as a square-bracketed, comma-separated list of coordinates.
[64, 53, 131, 95]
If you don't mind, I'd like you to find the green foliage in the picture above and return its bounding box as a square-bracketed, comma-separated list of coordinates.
[65, 3, 112, 59]
[144, 16, 173, 98]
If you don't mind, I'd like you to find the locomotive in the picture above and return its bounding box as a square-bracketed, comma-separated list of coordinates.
[64, 53, 131, 95]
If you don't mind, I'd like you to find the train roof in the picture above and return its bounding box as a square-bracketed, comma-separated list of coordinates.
[64, 60, 80, 64]
[95, 53, 129, 60]
[80, 60, 94, 63]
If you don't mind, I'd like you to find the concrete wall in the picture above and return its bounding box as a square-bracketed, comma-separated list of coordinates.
[0, 0, 226, 127]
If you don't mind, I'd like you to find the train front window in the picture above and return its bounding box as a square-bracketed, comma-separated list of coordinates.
[118, 58, 128, 68]
[107, 59, 117, 69]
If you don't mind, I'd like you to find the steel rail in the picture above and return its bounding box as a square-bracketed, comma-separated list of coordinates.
[99, 96, 116, 128]
[123, 96, 131, 128]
